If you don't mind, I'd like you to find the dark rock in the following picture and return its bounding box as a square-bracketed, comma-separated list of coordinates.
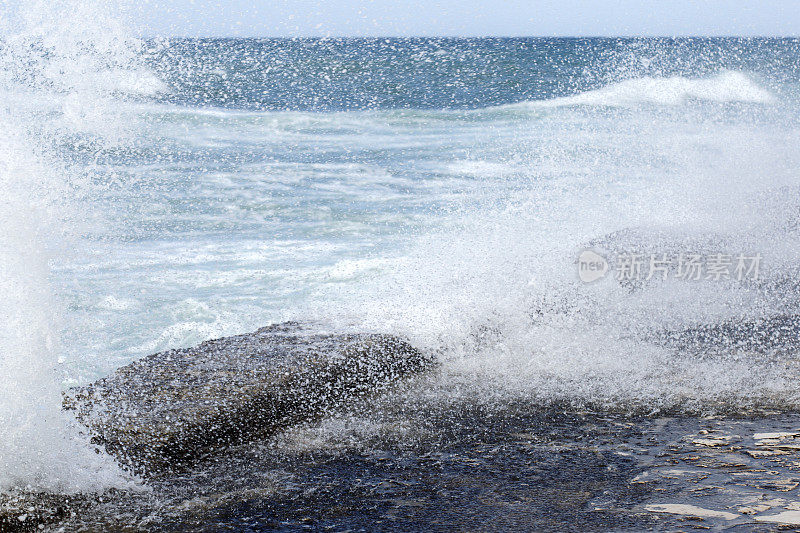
[0, 492, 88, 532]
[655, 314, 800, 357]
[63, 322, 432, 473]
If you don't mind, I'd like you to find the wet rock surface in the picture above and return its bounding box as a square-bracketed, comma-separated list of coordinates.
[58, 400, 661, 532]
[53, 391, 800, 532]
[631, 414, 800, 531]
[63, 322, 431, 473]
[0, 492, 89, 532]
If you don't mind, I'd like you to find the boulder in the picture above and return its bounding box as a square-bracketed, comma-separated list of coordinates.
[64, 322, 431, 473]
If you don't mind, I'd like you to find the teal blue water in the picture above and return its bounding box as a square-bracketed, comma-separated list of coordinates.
[44, 38, 800, 411]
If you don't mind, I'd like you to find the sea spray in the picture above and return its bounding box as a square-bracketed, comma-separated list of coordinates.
[306, 64, 800, 414]
[0, 0, 150, 492]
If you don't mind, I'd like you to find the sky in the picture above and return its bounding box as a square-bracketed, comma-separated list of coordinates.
[127, 0, 800, 38]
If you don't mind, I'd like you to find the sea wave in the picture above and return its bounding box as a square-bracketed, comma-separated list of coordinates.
[527, 71, 776, 108]
[0, 0, 142, 494]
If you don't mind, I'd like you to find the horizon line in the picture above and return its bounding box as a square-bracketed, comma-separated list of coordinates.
[137, 34, 800, 40]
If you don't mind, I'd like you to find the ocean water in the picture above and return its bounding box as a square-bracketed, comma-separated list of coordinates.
[3, 0, 800, 493]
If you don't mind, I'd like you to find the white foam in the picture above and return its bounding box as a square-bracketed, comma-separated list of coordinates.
[535, 71, 775, 108]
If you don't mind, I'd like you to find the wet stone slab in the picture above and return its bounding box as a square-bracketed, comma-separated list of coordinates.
[60, 403, 663, 532]
[22, 395, 800, 531]
[629, 414, 800, 531]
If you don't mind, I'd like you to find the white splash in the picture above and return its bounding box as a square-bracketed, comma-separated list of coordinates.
[312, 68, 800, 414]
[0, 0, 152, 493]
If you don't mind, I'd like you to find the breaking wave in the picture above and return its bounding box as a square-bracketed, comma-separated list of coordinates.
[0, 0, 145, 493]
[535, 70, 775, 107]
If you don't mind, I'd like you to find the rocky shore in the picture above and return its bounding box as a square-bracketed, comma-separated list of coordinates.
[5, 322, 800, 531]
[2, 322, 431, 531]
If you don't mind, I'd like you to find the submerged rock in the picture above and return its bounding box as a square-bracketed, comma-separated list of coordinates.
[64, 322, 431, 473]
